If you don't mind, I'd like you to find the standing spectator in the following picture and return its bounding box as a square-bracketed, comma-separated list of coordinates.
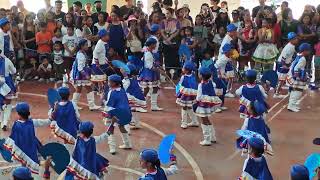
[53, 41, 64, 81]
[73, 1, 82, 17]
[161, 8, 180, 75]
[108, 10, 127, 59]
[54, 0, 66, 23]
[119, 0, 135, 20]
[251, 0, 272, 20]
[199, 3, 214, 30]
[220, 1, 228, 11]
[176, 8, 192, 28]
[215, 9, 230, 31]
[231, 10, 241, 30]
[298, 13, 317, 46]
[80, 9, 88, 18]
[212, 26, 226, 56]
[277, 8, 299, 46]
[0, 9, 6, 19]
[44, 0, 54, 13]
[36, 22, 52, 57]
[182, 4, 193, 26]
[277, 1, 288, 22]
[16, 0, 29, 16]
[193, 15, 208, 62]
[52, 27, 63, 44]
[46, 11, 57, 36]
[62, 25, 78, 72]
[126, 15, 143, 59]
[91, 1, 108, 24]
[210, 0, 221, 20]
[94, 12, 108, 32]
[61, 13, 75, 35]
[85, 3, 93, 16]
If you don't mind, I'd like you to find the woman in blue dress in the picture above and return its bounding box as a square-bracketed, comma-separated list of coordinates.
[70, 39, 101, 111]
[139, 37, 163, 111]
[176, 61, 198, 129]
[138, 148, 178, 180]
[193, 67, 222, 146]
[49, 87, 80, 149]
[107, 10, 126, 59]
[66, 121, 110, 180]
[103, 74, 132, 155]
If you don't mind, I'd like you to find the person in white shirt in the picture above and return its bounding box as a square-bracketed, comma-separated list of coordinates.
[274, 32, 299, 98]
[218, 24, 238, 60]
[62, 26, 78, 72]
[94, 12, 108, 32]
[0, 18, 14, 60]
[53, 41, 64, 81]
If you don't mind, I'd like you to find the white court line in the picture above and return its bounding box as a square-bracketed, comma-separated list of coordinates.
[18, 92, 204, 180]
[268, 94, 289, 112]
[109, 165, 144, 176]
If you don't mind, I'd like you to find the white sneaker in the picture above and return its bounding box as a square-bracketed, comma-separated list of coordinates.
[287, 107, 300, 112]
[33, 76, 39, 80]
[38, 78, 44, 82]
[180, 123, 188, 129]
[215, 108, 222, 113]
[135, 107, 148, 113]
[200, 139, 212, 146]
[20, 78, 25, 82]
[187, 121, 199, 127]
[151, 105, 163, 111]
[220, 106, 228, 111]
[273, 94, 286, 99]
[225, 93, 235, 98]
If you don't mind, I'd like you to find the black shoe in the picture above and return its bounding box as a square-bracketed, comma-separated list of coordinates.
[2, 125, 7, 131]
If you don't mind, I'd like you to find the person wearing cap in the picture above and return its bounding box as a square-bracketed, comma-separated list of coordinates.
[139, 37, 163, 111]
[0, 17, 14, 59]
[103, 74, 133, 154]
[218, 23, 238, 60]
[49, 86, 80, 150]
[290, 164, 309, 180]
[65, 121, 110, 179]
[148, 24, 161, 54]
[216, 43, 236, 100]
[236, 69, 268, 119]
[194, 66, 222, 146]
[274, 32, 299, 98]
[12, 166, 33, 180]
[91, 29, 110, 83]
[139, 148, 178, 179]
[3, 102, 51, 174]
[122, 63, 146, 129]
[239, 137, 273, 180]
[287, 43, 312, 112]
[176, 61, 198, 129]
[70, 39, 101, 111]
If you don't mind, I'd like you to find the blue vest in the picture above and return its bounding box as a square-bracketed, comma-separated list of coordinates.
[127, 77, 146, 101]
[107, 88, 131, 110]
[201, 80, 216, 96]
[244, 156, 273, 180]
[181, 74, 197, 89]
[73, 137, 97, 175]
[55, 101, 79, 138]
[247, 116, 270, 143]
[139, 168, 168, 180]
[242, 85, 264, 102]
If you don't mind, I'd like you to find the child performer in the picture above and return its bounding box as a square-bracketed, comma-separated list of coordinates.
[236, 70, 268, 119]
[238, 137, 273, 180]
[91, 29, 110, 82]
[66, 121, 110, 179]
[290, 164, 309, 180]
[0, 52, 16, 131]
[194, 67, 222, 146]
[123, 64, 147, 130]
[49, 87, 80, 149]
[103, 74, 132, 154]
[70, 39, 101, 111]
[139, 148, 178, 180]
[0, 17, 14, 60]
[139, 37, 163, 111]
[4, 102, 51, 174]
[275, 32, 299, 98]
[216, 43, 236, 98]
[287, 43, 312, 112]
[176, 61, 198, 129]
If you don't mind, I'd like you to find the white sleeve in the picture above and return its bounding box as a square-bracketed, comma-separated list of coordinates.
[241, 118, 249, 130]
[178, 76, 185, 84]
[144, 52, 154, 69]
[72, 102, 80, 118]
[294, 58, 306, 71]
[94, 132, 109, 144]
[122, 78, 130, 90]
[33, 119, 51, 127]
[62, 36, 67, 44]
[196, 84, 202, 101]
[77, 53, 86, 72]
[6, 58, 16, 75]
[216, 59, 227, 75]
[75, 29, 83, 38]
[235, 86, 243, 96]
[258, 85, 268, 98]
[92, 42, 104, 63]
[163, 165, 179, 176]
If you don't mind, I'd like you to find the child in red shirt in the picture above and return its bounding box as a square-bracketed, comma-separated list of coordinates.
[36, 22, 52, 55]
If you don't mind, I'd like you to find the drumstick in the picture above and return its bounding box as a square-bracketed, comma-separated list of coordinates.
[159, 68, 176, 87]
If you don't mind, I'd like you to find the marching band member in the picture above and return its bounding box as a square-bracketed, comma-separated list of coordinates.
[139, 37, 163, 111]
[103, 74, 132, 155]
[0, 17, 14, 59]
[236, 69, 268, 119]
[3, 102, 51, 174]
[287, 43, 312, 112]
[274, 32, 299, 98]
[176, 61, 198, 129]
[70, 39, 101, 111]
[194, 67, 222, 146]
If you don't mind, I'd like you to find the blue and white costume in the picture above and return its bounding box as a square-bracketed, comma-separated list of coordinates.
[103, 76, 132, 154]
[70, 51, 92, 87]
[139, 49, 160, 88]
[66, 122, 109, 180]
[50, 100, 80, 145]
[0, 55, 16, 129]
[239, 156, 273, 180]
[3, 103, 50, 174]
[276, 42, 296, 81]
[91, 35, 109, 82]
[0, 18, 14, 59]
[236, 84, 268, 119]
[123, 77, 147, 110]
[216, 54, 235, 79]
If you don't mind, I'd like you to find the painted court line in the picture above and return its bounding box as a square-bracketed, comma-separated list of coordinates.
[18, 92, 204, 180]
[109, 165, 144, 176]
